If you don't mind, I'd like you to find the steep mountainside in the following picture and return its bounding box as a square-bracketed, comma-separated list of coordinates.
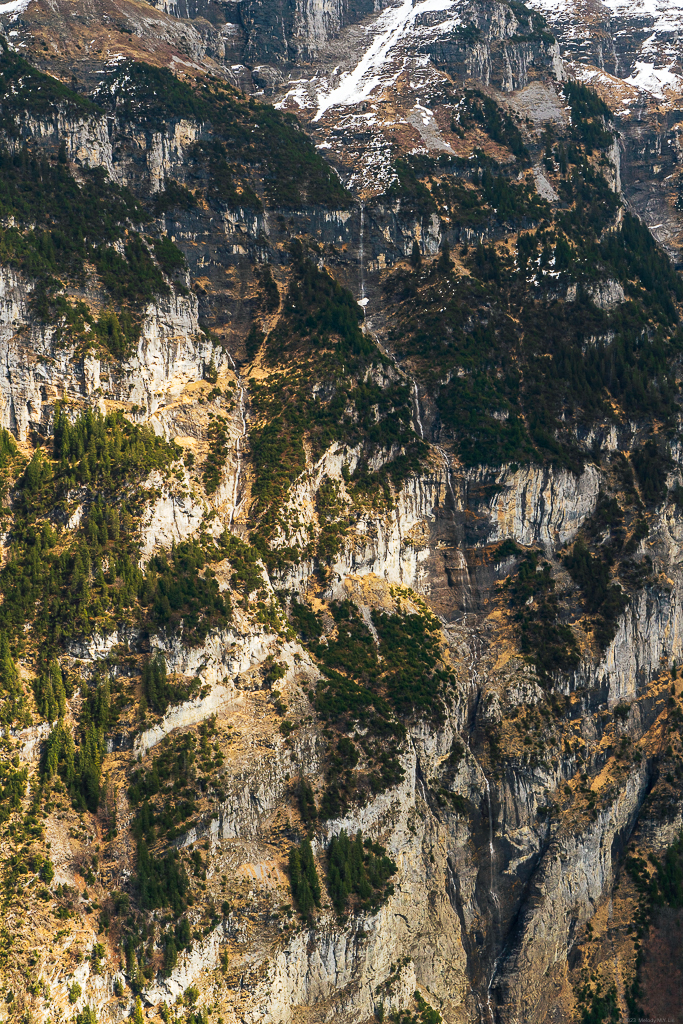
[0, 2, 680, 1024]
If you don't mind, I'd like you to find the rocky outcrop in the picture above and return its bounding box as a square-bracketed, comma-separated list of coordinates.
[586, 585, 683, 705]
[477, 463, 601, 548]
[0, 275, 217, 438]
[5, 109, 115, 176]
[494, 760, 652, 1024]
[427, 0, 563, 93]
[135, 683, 235, 757]
[139, 479, 207, 561]
[2, 9, 682, 1024]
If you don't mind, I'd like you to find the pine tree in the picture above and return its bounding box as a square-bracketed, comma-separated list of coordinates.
[133, 996, 144, 1024]
[288, 840, 320, 923]
[142, 655, 168, 713]
[176, 916, 191, 949]
[34, 660, 66, 721]
[297, 777, 317, 828]
[77, 723, 102, 812]
[410, 240, 422, 269]
[300, 839, 321, 906]
[163, 936, 177, 976]
[289, 845, 303, 901]
[0, 632, 25, 726]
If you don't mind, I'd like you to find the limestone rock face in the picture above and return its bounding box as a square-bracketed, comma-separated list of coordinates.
[494, 761, 652, 1024]
[482, 463, 601, 547]
[427, 0, 563, 93]
[0, 274, 212, 439]
[1, 4, 683, 1024]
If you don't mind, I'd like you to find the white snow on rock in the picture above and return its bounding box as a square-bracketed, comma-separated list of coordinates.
[313, 0, 463, 120]
[526, 0, 683, 100]
[601, 0, 683, 32]
[0, 0, 31, 17]
[623, 59, 683, 96]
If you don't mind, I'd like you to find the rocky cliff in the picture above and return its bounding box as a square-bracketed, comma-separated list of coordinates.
[0, 3, 679, 1024]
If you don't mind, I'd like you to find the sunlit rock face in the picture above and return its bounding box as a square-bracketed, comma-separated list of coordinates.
[0, 1, 681, 1023]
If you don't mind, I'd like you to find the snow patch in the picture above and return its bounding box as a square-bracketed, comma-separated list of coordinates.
[623, 60, 683, 97]
[0, 0, 31, 16]
[313, 0, 463, 120]
[601, 0, 683, 34]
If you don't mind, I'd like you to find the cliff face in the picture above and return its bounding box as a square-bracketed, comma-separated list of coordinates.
[0, 4, 681, 1024]
[521, 0, 683, 260]
[427, 0, 563, 93]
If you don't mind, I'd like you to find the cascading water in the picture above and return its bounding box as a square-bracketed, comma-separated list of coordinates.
[358, 202, 368, 307]
[486, 957, 501, 1024]
[483, 775, 499, 909]
[412, 380, 424, 439]
[227, 352, 247, 530]
[483, 773, 500, 1024]
[436, 445, 455, 508]
[367, 314, 427, 445]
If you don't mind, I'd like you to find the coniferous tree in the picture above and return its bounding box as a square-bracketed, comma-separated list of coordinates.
[175, 916, 191, 949]
[163, 936, 177, 976]
[77, 723, 103, 812]
[288, 839, 321, 923]
[133, 996, 144, 1024]
[327, 829, 396, 914]
[301, 839, 321, 906]
[34, 660, 66, 721]
[0, 633, 28, 726]
[298, 777, 317, 828]
[45, 719, 76, 785]
[142, 655, 168, 713]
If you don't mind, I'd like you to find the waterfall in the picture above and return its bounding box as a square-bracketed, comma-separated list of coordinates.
[227, 351, 247, 530]
[412, 381, 424, 439]
[366, 314, 427, 445]
[483, 773, 500, 1024]
[436, 445, 455, 508]
[486, 956, 501, 1024]
[483, 775, 499, 910]
[358, 202, 367, 306]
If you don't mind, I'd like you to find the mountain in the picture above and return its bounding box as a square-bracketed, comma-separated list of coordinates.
[0, 2, 679, 1023]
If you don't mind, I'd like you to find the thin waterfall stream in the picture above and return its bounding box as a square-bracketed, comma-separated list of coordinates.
[412, 380, 424, 439]
[436, 444, 455, 508]
[358, 202, 367, 307]
[483, 772, 500, 1023]
[483, 775, 499, 909]
[227, 351, 247, 530]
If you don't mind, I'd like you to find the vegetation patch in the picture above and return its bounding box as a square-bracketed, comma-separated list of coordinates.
[97, 62, 351, 209]
[503, 550, 579, 678]
[564, 539, 628, 647]
[288, 597, 452, 816]
[384, 992, 442, 1024]
[127, 719, 225, 844]
[327, 829, 396, 915]
[202, 417, 229, 495]
[382, 93, 683, 471]
[249, 243, 426, 566]
[140, 654, 201, 717]
[288, 839, 321, 923]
